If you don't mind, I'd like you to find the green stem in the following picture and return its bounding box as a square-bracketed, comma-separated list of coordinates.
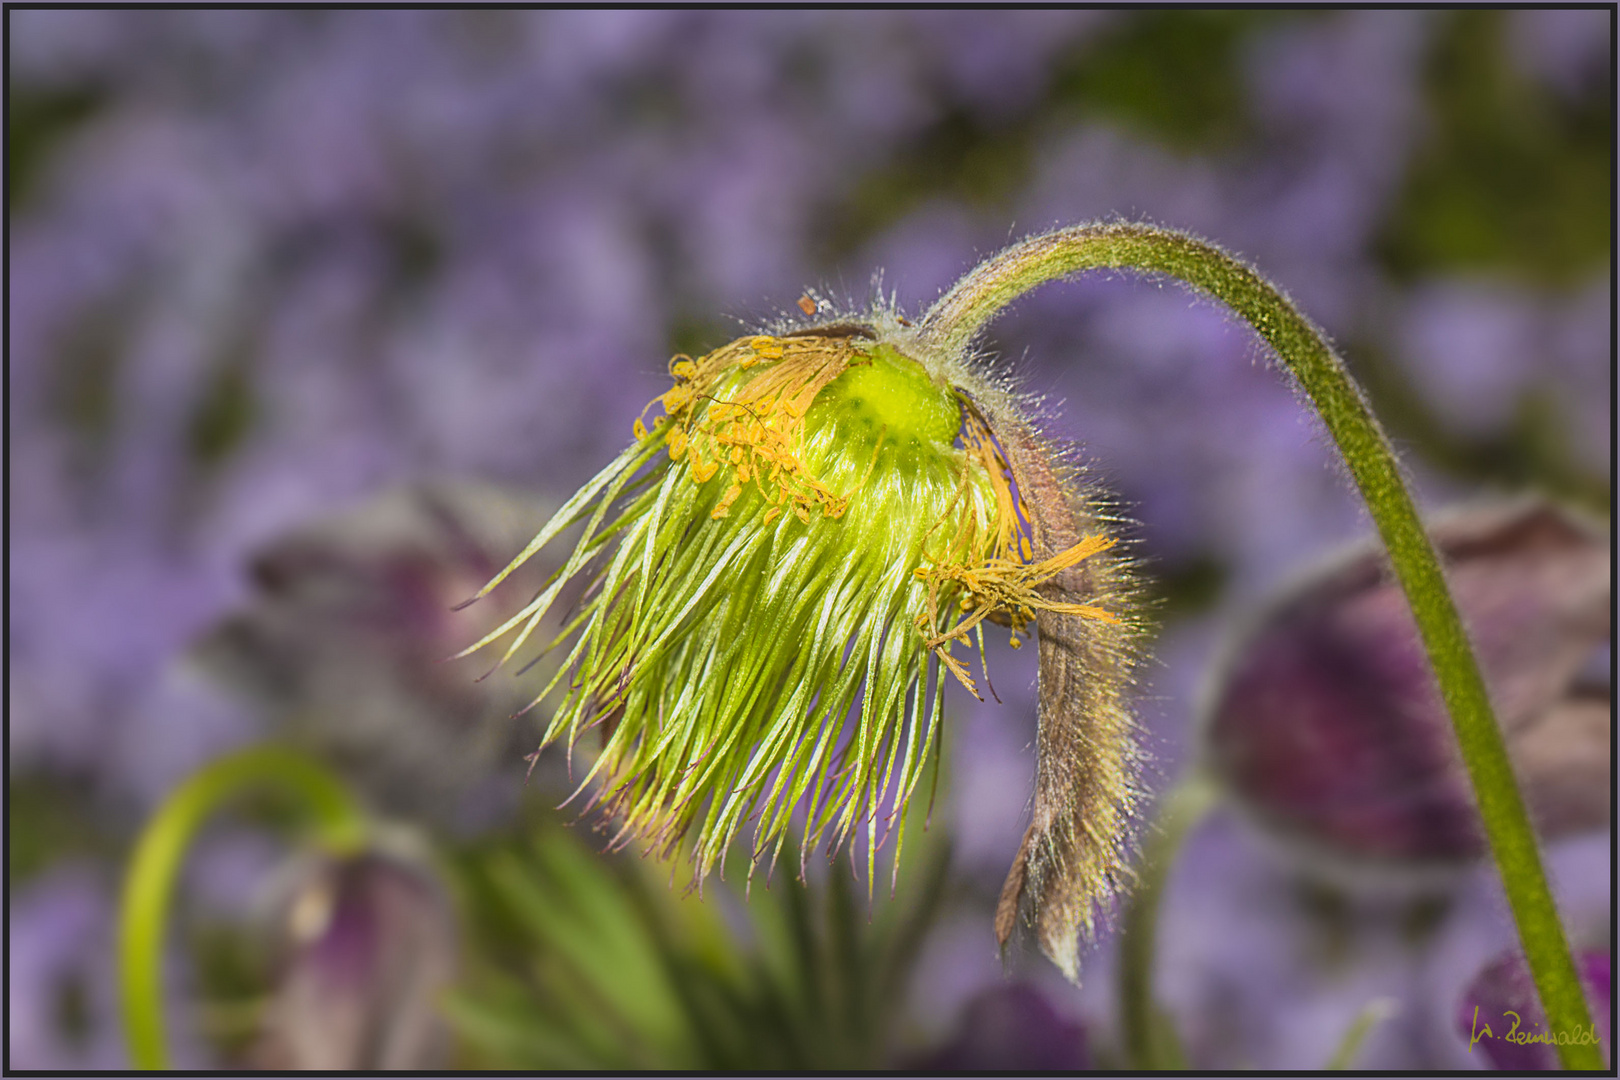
[117, 746, 367, 1070]
[919, 222, 1601, 1071]
[1325, 997, 1398, 1069]
[1117, 772, 1218, 1069]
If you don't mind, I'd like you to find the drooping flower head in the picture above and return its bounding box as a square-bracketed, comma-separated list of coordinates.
[458, 299, 1141, 975]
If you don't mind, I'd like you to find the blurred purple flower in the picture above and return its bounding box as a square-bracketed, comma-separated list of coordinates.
[908, 981, 1090, 1071]
[249, 848, 457, 1070]
[1457, 947, 1611, 1070]
[1506, 8, 1611, 102]
[914, 11, 1109, 120]
[1396, 280, 1543, 437]
[1546, 273, 1614, 475]
[190, 481, 561, 828]
[1205, 498, 1610, 868]
[8, 867, 124, 1070]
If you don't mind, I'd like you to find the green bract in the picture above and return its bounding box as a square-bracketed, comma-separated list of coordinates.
[460, 324, 1121, 890]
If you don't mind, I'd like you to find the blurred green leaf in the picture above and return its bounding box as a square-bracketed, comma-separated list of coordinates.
[1051, 11, 1287, 150]
[446, 777, 952, 1071]
[1378, 10, 1611, 284]
[187, 358, 257, 467]
[8, 775, 113, 885]
[7, 82, 105, 214]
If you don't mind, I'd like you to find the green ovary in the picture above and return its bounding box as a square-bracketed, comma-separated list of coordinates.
[809, 343, 963, 453]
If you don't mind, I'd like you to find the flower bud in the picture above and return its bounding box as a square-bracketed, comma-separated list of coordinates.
[1456, 946, 1610, 1070]
[249, 848, 457, 1070]
[1205, 498, 1610, 870]
[460, 309, 1140, 978]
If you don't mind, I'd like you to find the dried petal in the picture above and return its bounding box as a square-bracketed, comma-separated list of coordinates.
[989, 413, 1143, 982]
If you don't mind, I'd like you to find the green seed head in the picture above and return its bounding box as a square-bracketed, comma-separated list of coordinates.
[459, 322, 1122, 893]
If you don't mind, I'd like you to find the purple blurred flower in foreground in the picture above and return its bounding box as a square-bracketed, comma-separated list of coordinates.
[908, 981, 1090, 1071]
[190, 481, 559, 826]
[249, 848, 457, 1070]
[1205, 497, 1610, 869]
[1457, 947, 1610, 1070]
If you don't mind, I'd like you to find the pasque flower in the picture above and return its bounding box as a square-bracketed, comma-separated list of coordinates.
[460, 295, 1143, 978]
[1204, 498, 1610, 870]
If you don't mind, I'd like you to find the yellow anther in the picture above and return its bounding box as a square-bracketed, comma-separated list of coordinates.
[748, 335, 784, 359]
[712, 483, 743, 519]
[639, 333, 866, 526]
[663, 384, 694, 414]
[916, 532, 1118, 662]
[632, 418, 649, 441]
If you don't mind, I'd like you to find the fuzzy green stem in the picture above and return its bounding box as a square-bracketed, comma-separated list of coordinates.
[919, 221, 1601, 1070]
[117, 746, 367, 1070]
[1118, 772, 1218, 1069]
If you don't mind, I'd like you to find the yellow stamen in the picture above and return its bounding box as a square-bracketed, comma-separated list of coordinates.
[915, 415, 1119, 693]
[638, 334, 864, 523]
[712, 483, 743, 519]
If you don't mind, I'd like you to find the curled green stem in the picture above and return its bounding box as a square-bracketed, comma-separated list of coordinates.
[117, 746, 367, 1070]
[919, 221, 1601, 1070]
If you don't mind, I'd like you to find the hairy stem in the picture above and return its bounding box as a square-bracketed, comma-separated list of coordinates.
[920, 221, 1601, 1070]
[117, 746, 367, 1070]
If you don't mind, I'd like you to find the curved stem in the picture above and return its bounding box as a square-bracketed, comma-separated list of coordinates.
[1118, 772, 1218, 1069]
[117, 746, 367, 1070]
[920, 222, 1601, 1070]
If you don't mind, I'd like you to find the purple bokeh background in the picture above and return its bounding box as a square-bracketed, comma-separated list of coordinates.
[9, 9, 1610, 1069]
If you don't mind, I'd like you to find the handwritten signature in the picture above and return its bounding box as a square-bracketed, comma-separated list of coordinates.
[1467, 1005, 1603, 1051]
